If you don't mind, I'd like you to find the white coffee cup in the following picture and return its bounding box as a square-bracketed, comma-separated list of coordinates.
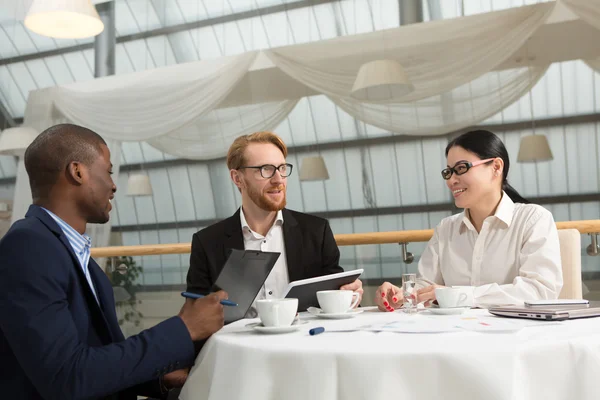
[317, 290, 360, 314]
[450, 286, 475, 307]
[435, 287, 472, 308]
[256, 298, 298, 327]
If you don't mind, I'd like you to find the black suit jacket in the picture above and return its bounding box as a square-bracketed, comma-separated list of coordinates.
[0, 205, 195, 400]
[186, 208, 343, 294]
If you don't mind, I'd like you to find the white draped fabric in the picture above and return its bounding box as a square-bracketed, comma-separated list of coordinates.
[13, 1, 564, 230]
[53, 52, 259, 141]
[265, 2, 554, 135]
[146, 100, 299, 160]
[562, 0, 600, 31]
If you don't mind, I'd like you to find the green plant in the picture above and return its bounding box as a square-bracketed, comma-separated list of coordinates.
[111, 256, 144, 327]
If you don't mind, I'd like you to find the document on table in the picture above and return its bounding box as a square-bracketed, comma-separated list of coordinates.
[318, 313, 562, 334]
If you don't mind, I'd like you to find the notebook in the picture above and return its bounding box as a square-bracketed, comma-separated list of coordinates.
[489, 301, 600, 321]
[212, 249, 280, 324]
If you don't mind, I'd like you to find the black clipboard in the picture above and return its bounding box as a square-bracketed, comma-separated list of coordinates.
[212, 249, 280, 324]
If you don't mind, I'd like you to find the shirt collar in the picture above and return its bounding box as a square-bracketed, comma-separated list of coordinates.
[461, 191, 515, 232]
[240, 207, 284, 235]
[42, 208, 92, 254]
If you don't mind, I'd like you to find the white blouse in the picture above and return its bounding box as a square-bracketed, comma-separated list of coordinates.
[417, 192, 563, 307]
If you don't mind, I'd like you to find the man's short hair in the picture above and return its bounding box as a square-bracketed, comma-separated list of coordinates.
[24, 123, 107, 199]
[226, 131, 287, 170]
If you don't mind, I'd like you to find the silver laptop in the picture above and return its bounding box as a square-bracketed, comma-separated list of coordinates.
[489, 301, 600, 321]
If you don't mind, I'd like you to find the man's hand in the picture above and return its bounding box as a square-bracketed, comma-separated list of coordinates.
[178, 291, 227, 341]
[340, 279, 363, 308]
[163, 368, 190, 389]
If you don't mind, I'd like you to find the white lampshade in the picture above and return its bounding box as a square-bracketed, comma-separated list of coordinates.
[517, 134, 553, 163]
[0, 126, 39, 157]
[351, 59, 414, 102]
[126, 174, 153, 196]
[299, 156, 329, 181]
[24, 0, 104, 39]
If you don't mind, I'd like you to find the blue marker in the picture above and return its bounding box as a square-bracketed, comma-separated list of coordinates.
[309, 327, 325, 336]
[181, 291, 238, 307]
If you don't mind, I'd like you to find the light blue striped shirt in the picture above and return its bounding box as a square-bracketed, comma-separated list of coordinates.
[42, 208, 99, 304]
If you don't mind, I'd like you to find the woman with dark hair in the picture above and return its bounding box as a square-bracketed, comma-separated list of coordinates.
[375, 130, 563, 310]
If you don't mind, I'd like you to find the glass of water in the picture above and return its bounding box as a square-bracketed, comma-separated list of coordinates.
[401, 273, 417, 314]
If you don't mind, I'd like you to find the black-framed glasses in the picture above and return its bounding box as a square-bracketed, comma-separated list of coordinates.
[238, 163, 293, 179]
[441, 158, 494, 180]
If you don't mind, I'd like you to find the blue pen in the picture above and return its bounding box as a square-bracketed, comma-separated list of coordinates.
[309, 327, 325, 336]
[181, 291, 238, 307]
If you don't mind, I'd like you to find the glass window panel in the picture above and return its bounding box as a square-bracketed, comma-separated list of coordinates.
[146, 35, 178, 67]
[124, 0, 162, 31]
[235, 15, 271, 51]
[190, 26, 223, 59]
[133, 192, 158, 225]
[566, 124, 599, 194]
[167, 31, 199, 63]
[0, 27, 17, 58]
[299, 177, 327, 213]
[213, 21, 247, 56]
[62, 52, 94, 82]
[260, 12, 295, 48]
[123, 39, 157, 71]
[422, 137, 450, 204]
[148, 169, 176, 223]
[343, 148, 371, 209]
[0, 66, 24, 116]
[112, 173, 137, 226]
[187, 164, 217, 220]
[167, 166, 197, 221]
[308, 96, 342, 143]
[321, 149, 351, 211]
[24, 59, 56, 88]
[208, 160, 238, 218]
[176, 0, 210, 23]
[369, 145, 401, 208]
[44, 55, 75, 85]
[395, 140, 428, 205]
[8, 63, 37, 101]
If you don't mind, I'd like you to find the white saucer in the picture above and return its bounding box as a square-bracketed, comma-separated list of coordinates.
[246, 320, 308, 334]
[427, 307, 470, 315]
[307, 307, 364, 319]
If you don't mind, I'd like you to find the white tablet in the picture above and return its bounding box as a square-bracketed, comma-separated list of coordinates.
[282, 269, 364, 311]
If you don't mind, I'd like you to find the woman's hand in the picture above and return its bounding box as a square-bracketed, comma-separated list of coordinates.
[375, 282, 404, 312]
[415, 284, 445, 307]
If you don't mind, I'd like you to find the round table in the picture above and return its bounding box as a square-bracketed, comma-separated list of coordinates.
[180, 308, 600, 400]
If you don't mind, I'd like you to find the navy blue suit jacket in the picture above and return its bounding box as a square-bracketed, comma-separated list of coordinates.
[0, 205, 195, 400]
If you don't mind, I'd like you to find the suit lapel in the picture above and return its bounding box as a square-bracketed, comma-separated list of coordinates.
[282, 209, 304, 282]
[89, 260, 123, 341]
[223, 209, 245, 260]
[27, 205, 115, 342]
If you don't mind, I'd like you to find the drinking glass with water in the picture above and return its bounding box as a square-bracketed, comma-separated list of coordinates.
[402, 273, 417, 314]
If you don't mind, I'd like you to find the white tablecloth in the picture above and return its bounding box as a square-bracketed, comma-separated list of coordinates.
[180, 308, 600, 400]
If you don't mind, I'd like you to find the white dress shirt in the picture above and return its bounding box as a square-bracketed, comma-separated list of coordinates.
[417, 192, 563, 307]
[240, 208, 289, 301]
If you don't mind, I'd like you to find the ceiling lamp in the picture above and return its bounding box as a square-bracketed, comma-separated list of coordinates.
[126, 174, 153, 196]
[0, 126, 38, 157]
[351, 59, 414, 102]
[517, 134, 553, 163]
[24, 0, 104, 39]
[299, 156, 329, 181]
